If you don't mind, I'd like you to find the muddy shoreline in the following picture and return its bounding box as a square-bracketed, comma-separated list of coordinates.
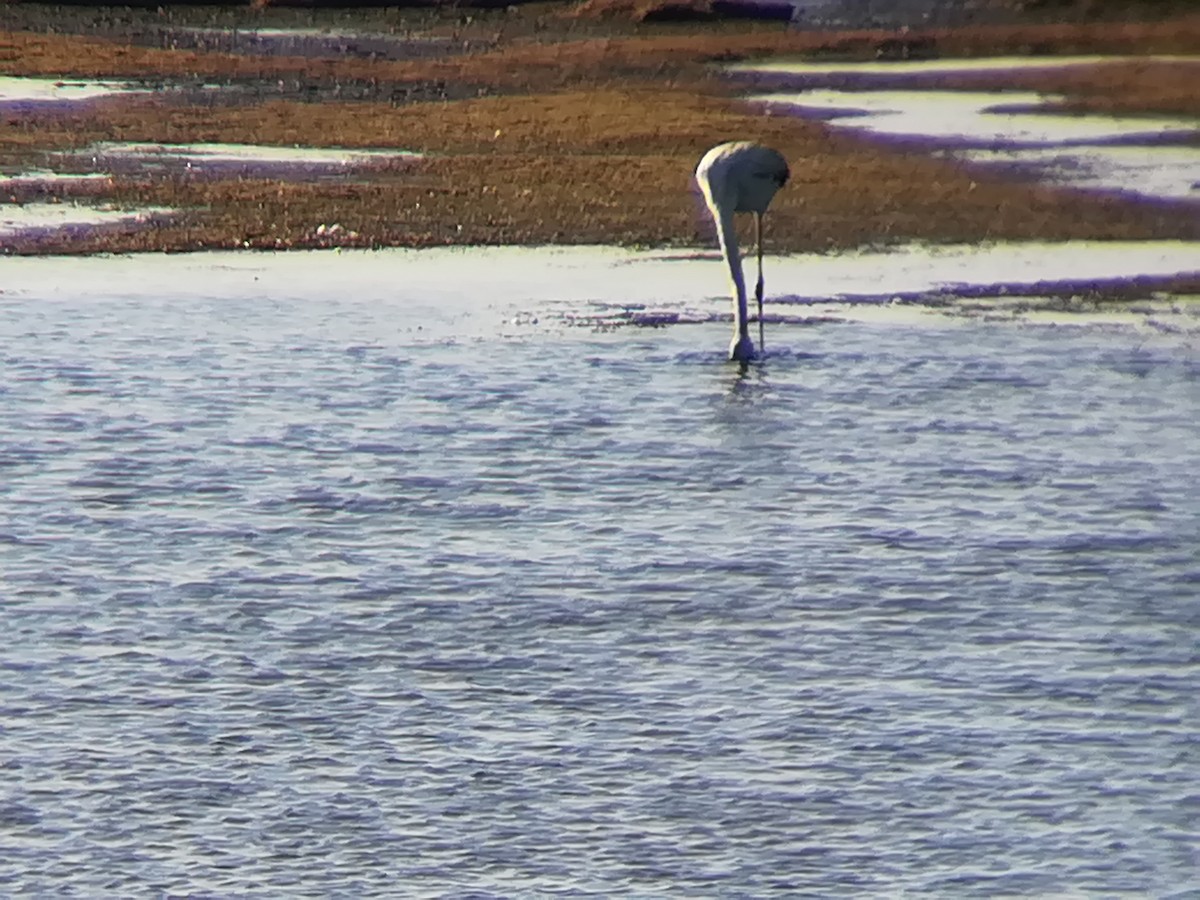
[1, 2, 1199, 295]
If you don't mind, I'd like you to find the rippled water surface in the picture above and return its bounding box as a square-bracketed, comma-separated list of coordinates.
[2, 248, 1198, 896]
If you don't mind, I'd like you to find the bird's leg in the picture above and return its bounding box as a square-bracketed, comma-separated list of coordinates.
[755, 212, 765, 357]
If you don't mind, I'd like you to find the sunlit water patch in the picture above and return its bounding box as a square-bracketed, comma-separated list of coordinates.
[753, 88, 1198, 146]
[0, 201, 173, 242]
[0, 170, 111, 187]
[735, 56, 1200, 204]
[2, 246, 1198, 895]
[955, 144, 1200, 203]
[4, 242, 1198, 331]
[0, 75, 145, 106]
[0, 171, 113, 195]
[158, 25, 460, 61]
[539, 241, 1200, 335]
[730, 54, 1198, 78]
[752, 87, 1200, 203]
[66, 142, 420, 178]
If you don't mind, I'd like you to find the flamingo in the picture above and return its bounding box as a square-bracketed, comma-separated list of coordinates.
[695, 141, 790, 362]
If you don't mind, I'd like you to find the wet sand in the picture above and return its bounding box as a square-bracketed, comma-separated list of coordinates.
[0, 3, 1198, 284]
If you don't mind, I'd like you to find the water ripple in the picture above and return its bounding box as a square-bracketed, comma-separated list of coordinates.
[1, 258, 1198, 896]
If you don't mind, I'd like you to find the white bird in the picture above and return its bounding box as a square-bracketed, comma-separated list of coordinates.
[695, 141, 790, 362]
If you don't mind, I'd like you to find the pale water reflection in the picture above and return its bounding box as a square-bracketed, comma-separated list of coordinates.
[2, 246, 1198, 896]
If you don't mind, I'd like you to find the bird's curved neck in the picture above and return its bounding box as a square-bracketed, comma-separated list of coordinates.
[712, 204, 749, 342]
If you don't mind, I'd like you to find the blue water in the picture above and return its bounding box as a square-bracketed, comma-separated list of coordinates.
[1, 250, 1198, 896]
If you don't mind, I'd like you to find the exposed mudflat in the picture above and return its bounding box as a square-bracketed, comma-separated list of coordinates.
[0, 4, 1198, 301]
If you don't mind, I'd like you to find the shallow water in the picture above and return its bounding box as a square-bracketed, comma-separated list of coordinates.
[0, 171, 111, 188]
[739, 57, 1200, 205]
[0, 75, 141, 105]
[69, 142, 419, 178]
[754, 87, 1200, 203]
[0, 201, 171, 238]
[956, 144, 1200, 203]
[730, 54, 1197, 77]
[2, 247, 1199, 896]
[158, 25, 459, 62]
[753, 88, 1198, 146]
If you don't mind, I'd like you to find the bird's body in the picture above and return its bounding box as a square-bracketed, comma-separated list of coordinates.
[695, 141, 789, 362]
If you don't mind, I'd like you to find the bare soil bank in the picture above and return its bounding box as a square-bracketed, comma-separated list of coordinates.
[1, 3, 1199, 272]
